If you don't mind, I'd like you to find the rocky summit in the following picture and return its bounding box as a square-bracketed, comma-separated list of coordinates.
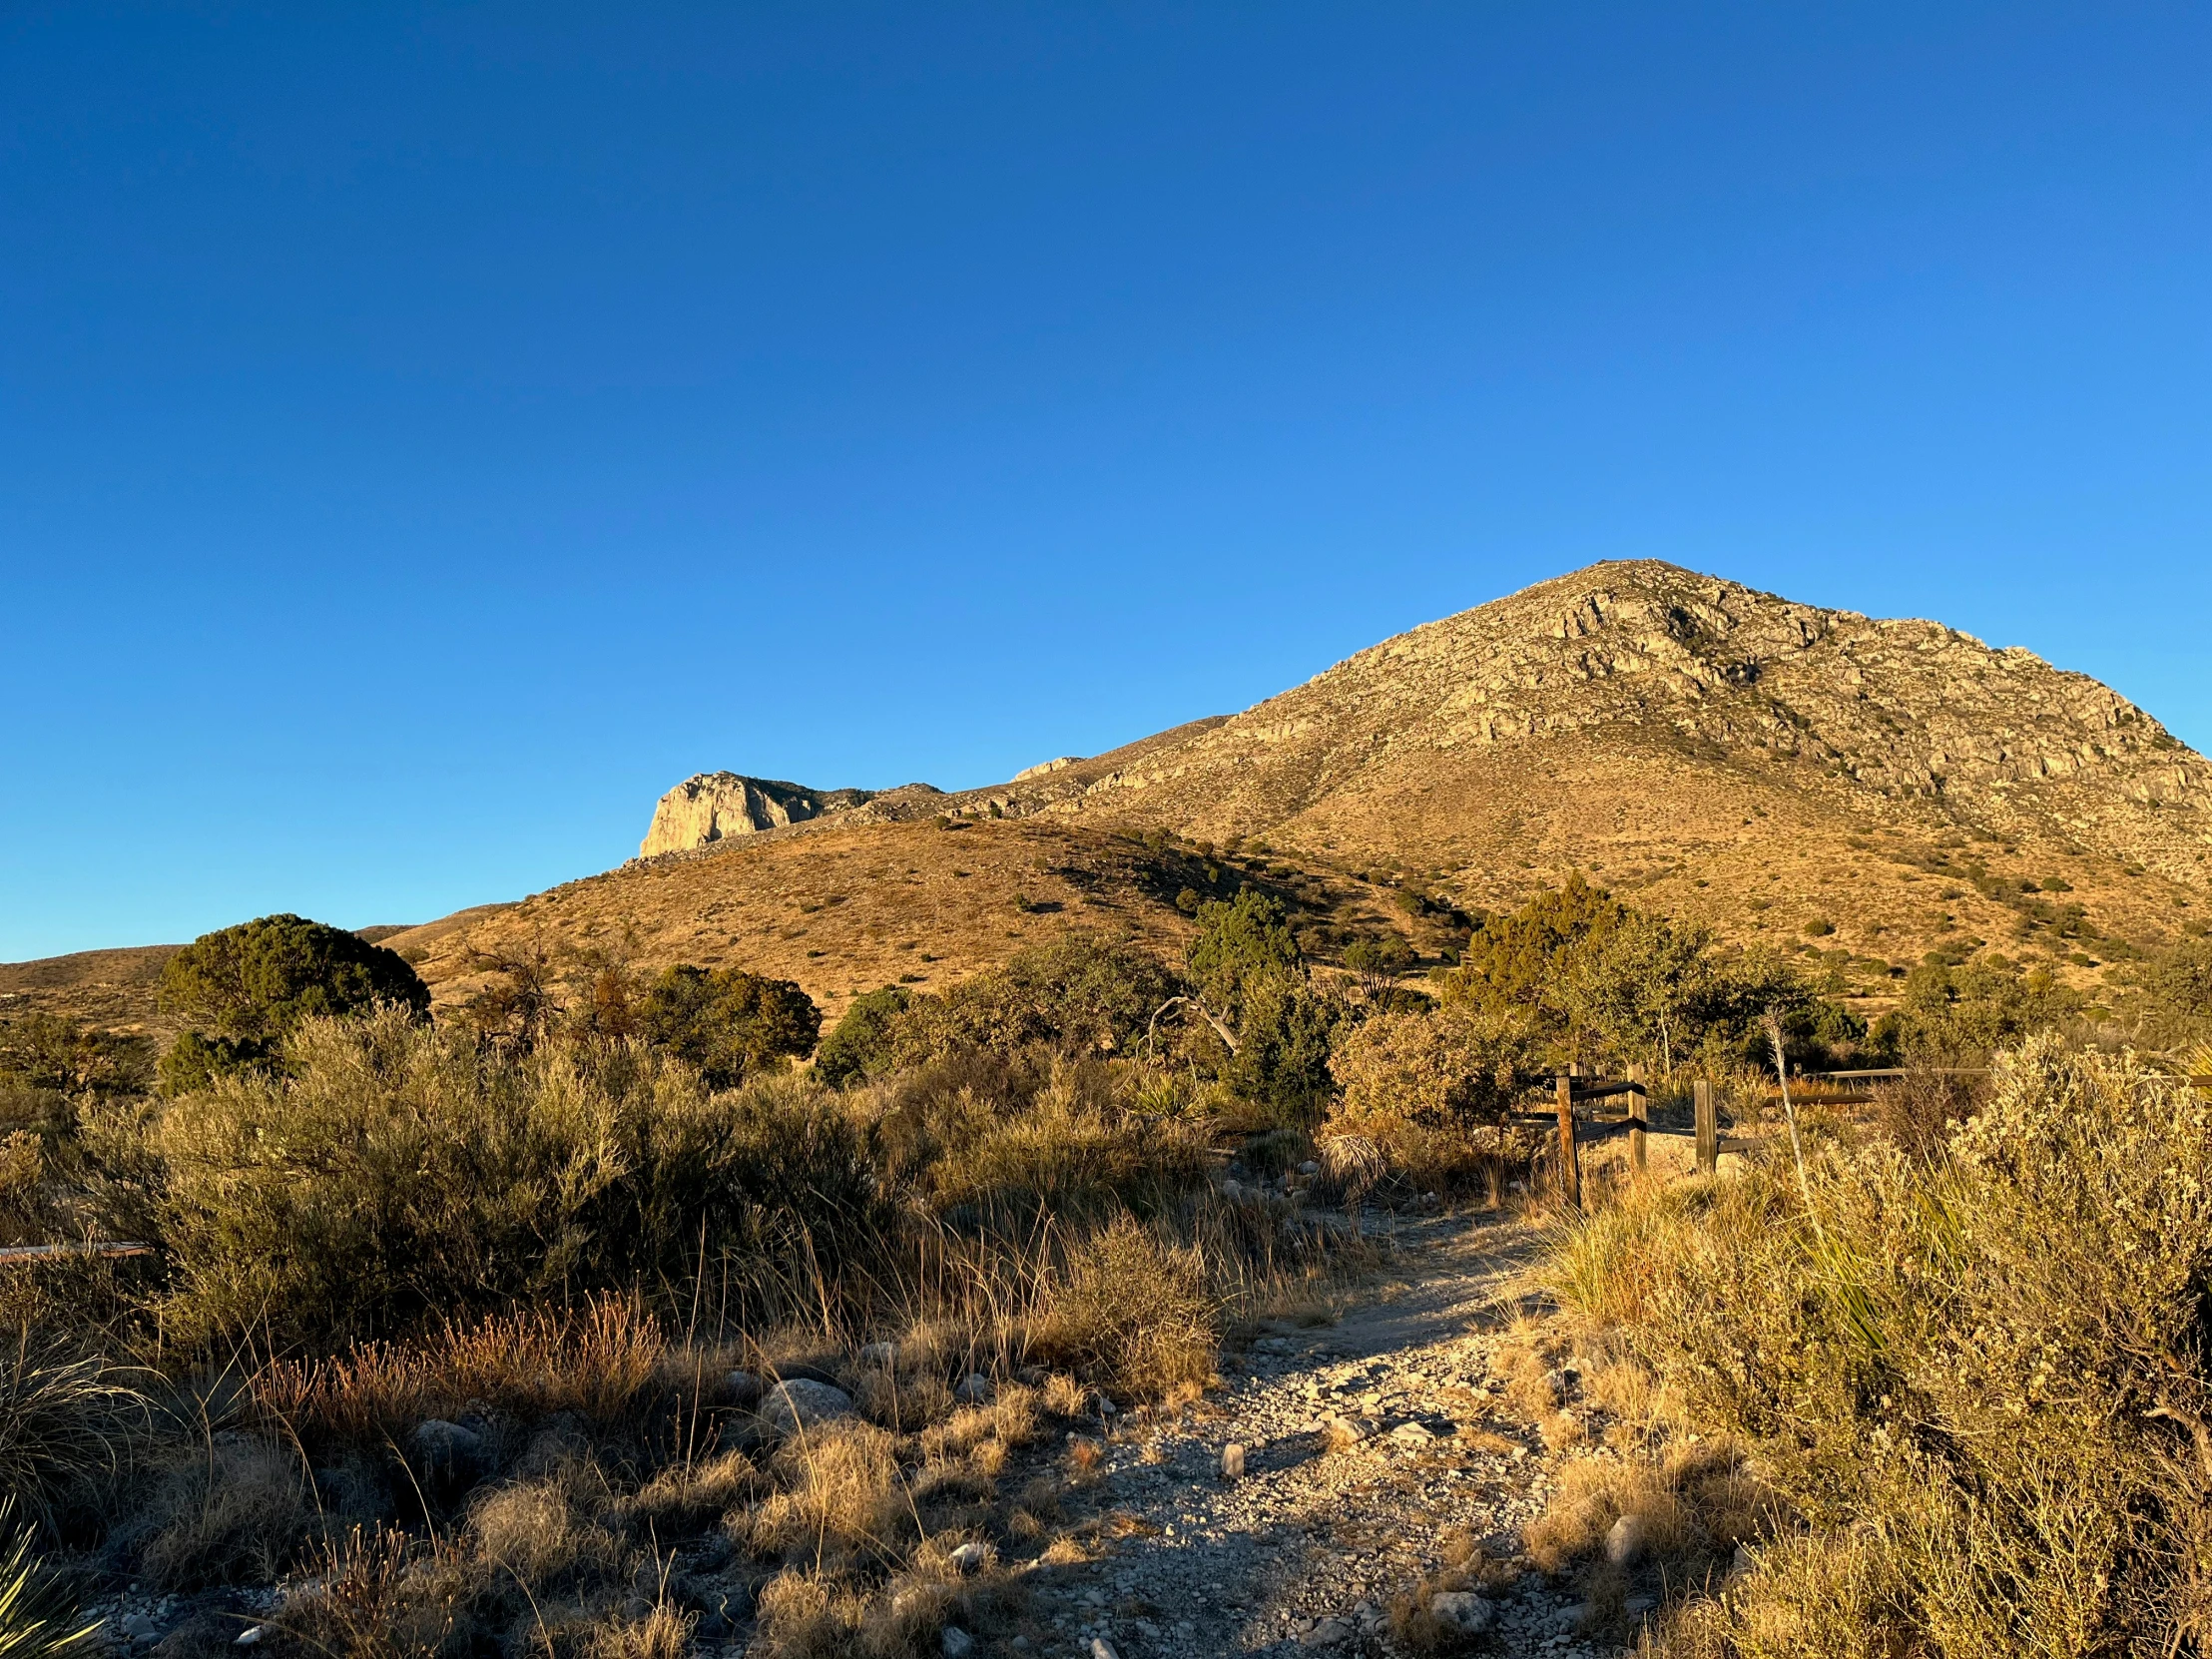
[639, 773, 880, 856]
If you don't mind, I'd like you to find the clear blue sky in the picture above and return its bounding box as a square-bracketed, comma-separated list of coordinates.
[4, 4, 2208, 960]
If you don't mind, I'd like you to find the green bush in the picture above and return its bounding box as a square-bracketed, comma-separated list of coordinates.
[0, 1500, 97, 1659]
[635, 964, 820, 1088]
[887, 934, 1174, 1066]
[153, 1010, 887, 1351]
[156, 914, 427, 1091]
[815, 986, 912, 1088]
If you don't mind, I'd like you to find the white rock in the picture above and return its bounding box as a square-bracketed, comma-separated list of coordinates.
[234, 1630, 266, 1647]
[940, 1628, 975, 1658]
[759, 1379, 856, 1436]
[1089, 1640, 1122, 1659]
[1427, 1591, 1493, 1633]
[1388, 1420, 1436, 1444]
[948, 1542, 988, 1575]
[1605, 1511, 1647, 1566]
[953, 1374, 993, 1403]
[1221, 1442, 1247, 1479]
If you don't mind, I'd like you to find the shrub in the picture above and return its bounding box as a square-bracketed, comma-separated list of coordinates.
[1580, 1036, 2212, 1653]
[636, 965, 821, 1088]
[0, 1501, 97, 1659]
[889, 935, 1174, 1066]
[156, 914, 428, 1091]
[1035, 1215, 1215, 1399]
[1325, 1005, 1540, 1193]
[154, 1011, 889, 1350]
[815, 987, 911, 1089]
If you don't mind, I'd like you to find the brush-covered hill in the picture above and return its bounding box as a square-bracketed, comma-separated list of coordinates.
[12, 561, 2208, 1034]
[921, 560, 2211, 984]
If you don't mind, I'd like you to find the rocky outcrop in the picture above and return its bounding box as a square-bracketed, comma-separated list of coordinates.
[640, 774, 877, 857]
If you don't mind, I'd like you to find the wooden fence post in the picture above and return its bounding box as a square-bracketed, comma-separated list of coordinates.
[1556, 1072, 1581, 1210]
[1694, 1078, 1717, 1176]
[1627, 1061, 1648, 1176]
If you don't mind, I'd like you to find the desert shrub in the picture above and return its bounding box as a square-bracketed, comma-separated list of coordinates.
[154, 1010, 890, 1350]
[0, 1499, 97, 1659]
[635, 965, 821, 1088]
[138, 1436, 316, 1590]
[1326, 1004, 1541, 1192]
[1867, 1067, 1983, 1163]
[816, 987, 912, 1088]
[1869, 952, 2078, 1064]
[1580, 1036, 2212, 1653]
[888, 934, 1174, 1066]
[1035, 1215, 1215, 1398]
[156, 913, 427, 1091]
[918, 1067, 1213, 1225]
[1221, 973, 1338, 1124]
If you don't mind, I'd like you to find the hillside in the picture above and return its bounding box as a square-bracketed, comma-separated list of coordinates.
[926, 560, 2212, 987]
[11, 561, 2207, 1035]
[382, 818, 1423, 1026]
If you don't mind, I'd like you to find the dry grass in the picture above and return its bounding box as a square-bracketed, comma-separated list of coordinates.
[741, 1422, 910, 1568]
[469, 1473, 627, 1592]
[1032, 1216, 1216, 1400]
[140, 1436, 317, 1590]
[254, 1297, 668, 1445]
[0, 1344, 145, 1532]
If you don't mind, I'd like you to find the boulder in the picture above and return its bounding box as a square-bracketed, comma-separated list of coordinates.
[407, 1418, 492, 1493]
[1605, 1511, 1648, 1567]
[759, 1379, 856, 1437]
[1428, 1592, 1493, 1634]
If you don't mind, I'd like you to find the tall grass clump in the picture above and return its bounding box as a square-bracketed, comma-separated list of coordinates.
[154, 1009, 891, 1350]
[0, 1345, 145, 1534]
[1555, 1034, 2212, 1655]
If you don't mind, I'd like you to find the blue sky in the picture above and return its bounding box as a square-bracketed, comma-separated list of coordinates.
[4, 3, 2208, 960]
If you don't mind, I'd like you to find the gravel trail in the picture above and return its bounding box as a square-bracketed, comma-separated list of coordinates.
[1009, 1209, 1630, 1659]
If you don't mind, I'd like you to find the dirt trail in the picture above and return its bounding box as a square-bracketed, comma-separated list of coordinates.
[1006, 1210, 1630, 1659]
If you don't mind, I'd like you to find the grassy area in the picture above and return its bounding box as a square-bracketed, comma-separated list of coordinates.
[0, 1008, 1382, 1659]
[1532, 1037, 2212, 1656]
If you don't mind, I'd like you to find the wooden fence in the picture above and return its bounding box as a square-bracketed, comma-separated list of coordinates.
[1539, 1066, 2212, 1209]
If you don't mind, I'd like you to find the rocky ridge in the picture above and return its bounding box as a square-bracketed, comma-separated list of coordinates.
[954, 560, 2210, 885]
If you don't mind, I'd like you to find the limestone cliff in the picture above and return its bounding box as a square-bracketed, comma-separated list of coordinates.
[639, 774, 877, 857]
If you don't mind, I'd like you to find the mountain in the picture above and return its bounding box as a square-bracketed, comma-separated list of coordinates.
[12, 562, 2208, 1032]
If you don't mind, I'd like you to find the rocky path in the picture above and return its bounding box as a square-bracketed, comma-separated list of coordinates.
[1010, 1210, 1629, 1659]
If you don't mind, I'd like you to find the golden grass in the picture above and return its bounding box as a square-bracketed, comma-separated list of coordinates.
[254, 1297, 668, 1444]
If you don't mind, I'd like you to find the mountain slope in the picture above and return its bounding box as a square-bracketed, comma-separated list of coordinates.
[12, 561, 2206, 1035]
[917, 560, 2209, 976]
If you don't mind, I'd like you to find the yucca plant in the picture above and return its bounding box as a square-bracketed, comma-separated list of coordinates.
[0, 1501, 96, 1659]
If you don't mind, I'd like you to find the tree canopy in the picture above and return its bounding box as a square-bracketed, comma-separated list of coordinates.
[159, 913, 430, 1042]
[157, 913, 429, 1092]
[636, 964, 822, 1089]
